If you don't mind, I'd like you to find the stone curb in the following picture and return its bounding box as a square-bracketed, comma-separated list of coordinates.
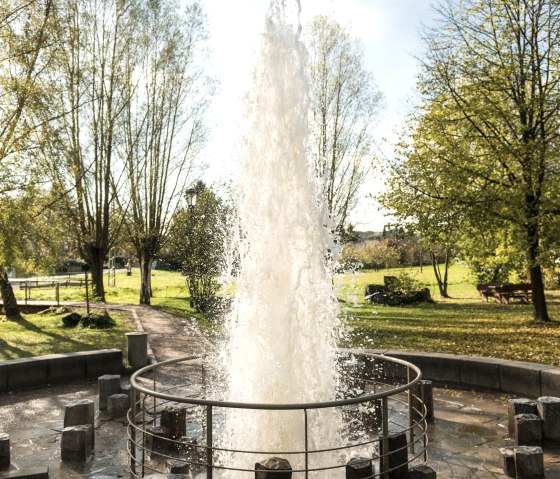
[343, 348, 560, 398]
[0, 349, 122, 393]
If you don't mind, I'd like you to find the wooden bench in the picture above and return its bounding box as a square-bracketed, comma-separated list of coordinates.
[477, 283, 532, 304]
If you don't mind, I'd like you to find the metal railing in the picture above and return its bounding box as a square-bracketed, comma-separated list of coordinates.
[127, 353, 429, 478]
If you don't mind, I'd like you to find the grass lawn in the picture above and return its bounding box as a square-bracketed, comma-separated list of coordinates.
[0, 309, 133, 361]
[338, 264, 560, 366]
[5, 264, 560, 366]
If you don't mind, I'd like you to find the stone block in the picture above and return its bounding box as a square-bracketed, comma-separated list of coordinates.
[146, 426, 171, 460]
[167, 459, 189, 475]
[500, 362, 553, 397]
[541, 368, 560, 397]
[0, 363, 8, 393]
[160, 406, 187, 439]
[514, 414, 542, 446]
[7, 357, 48, 390]
[498, 447, 516, 478]
[0, 433, 10, 470]
[47, 353, 86, 383]
[514, 446, 544, 479]
[408, 464, 436, 478]
[255, 457, 292, 478]
[537, 396, 560, 442]
[86, 349, 122, 379]
[346, 456, 374, 478]
[98, 374, 121, 410]
[64, 399, 95, 449]
[420, 380, 434, 421]
[508, 399, 538, 437]
[126, 332, 148, 369]
[459, 356, 504, 390]
[107, 393, 129, 419]
[380, 431, 409, 479]
[0, 466, 49, 478]
[61, 425, 92, 462]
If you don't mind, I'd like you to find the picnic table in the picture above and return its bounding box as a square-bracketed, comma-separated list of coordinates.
[476, 283, 532, 304]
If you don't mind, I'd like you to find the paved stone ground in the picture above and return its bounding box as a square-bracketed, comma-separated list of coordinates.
[1, 303, 560, 477]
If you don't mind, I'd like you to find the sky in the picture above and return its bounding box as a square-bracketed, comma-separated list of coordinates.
[201, 0, 436, 231]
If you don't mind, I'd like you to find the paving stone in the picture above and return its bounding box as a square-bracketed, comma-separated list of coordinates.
[0, 466, 49, 478]
[107, 393, 129, 419]
[346, 456, 374, 478]
[167, 459, 190, 475]
[515, 446, 544, 479]
[514, 413, 542, 446]
[498, 447, 516, 477]
[61, 424, 92, 462]
[508, 398, 537, 437]
[98, 374, 121, 410]
[255, 457, 292, 478]
[0, 432, 10, 470]
[409, 464, 437, 478]
[537, 396, 560, 442]
[63, 399, 95, 450]
[160, 406, 187, 439]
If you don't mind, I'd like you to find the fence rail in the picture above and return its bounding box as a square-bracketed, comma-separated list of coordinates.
[128, 353, 429, 478]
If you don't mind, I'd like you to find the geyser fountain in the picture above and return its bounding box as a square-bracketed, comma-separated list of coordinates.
[128, 1, 428, 477]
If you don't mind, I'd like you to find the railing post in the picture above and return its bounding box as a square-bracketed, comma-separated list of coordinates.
[421, 385, 428, 462]
[408, 369, 415, 455]
[381, 396, 389, 479]
[304, 409, 309, 479]
[206, 405, 213, 479]
[130, 386, 137, 477]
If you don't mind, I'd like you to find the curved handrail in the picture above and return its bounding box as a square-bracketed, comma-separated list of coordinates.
[130, 353, 422, 410]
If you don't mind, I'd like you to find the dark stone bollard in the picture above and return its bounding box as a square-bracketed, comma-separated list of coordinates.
[515, 413, 542, 446]
[420, 380, 434, 421]
[0, 433, 9, 470]
[515, 446, 544, 479]
[537, 396, 560, 442]
[107, 393, 130, 419]
[167, 459, 190, 475]
[346, 456, 374, 478]
[98, 374, 121, 410]
[380, 432, 409, 479]
[498, 447, 516, 477]
[508, 399, 537, 437]
[146, 426, 171, 460]
[255, 457, 292, 479]
[61, 425, 92, 462]
[408, 464, 436, 478]
[160, 406, 187, 439]
[64, 399, 95, 450]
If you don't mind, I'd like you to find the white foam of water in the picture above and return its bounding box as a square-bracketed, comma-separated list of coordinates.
[218, 1, 344, 476]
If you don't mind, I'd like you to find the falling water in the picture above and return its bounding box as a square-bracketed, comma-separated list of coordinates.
[219, 0, 343, 476]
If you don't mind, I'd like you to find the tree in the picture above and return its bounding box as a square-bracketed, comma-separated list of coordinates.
[121, 0, 209, 305]
[307, 15, 383, 233]
[397, 0, 560, 320]
[45, 0, 139, 300]
[0, 0, 54, 315]
[166, 183, 225, 313]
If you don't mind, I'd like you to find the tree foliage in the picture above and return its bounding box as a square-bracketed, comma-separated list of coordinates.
[166, 183, 226, 313]
[384, 0, 560, 319]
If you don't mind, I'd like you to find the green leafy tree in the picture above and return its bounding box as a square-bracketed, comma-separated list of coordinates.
[166, 183, 225, 313]
[389, 0, 560, 320]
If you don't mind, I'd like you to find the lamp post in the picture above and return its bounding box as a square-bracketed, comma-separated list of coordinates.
[82, 264, 91, 314]
[185, 188, 197, 208]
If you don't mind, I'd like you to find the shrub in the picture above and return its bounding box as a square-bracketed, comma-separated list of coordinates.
[80, 312, 115, 329]
[61, 312, 82, 327]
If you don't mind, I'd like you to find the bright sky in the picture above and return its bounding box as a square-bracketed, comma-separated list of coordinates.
[202, 0, 436, 231]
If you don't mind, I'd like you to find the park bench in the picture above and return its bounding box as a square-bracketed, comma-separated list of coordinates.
[477, 283, 532, 304]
